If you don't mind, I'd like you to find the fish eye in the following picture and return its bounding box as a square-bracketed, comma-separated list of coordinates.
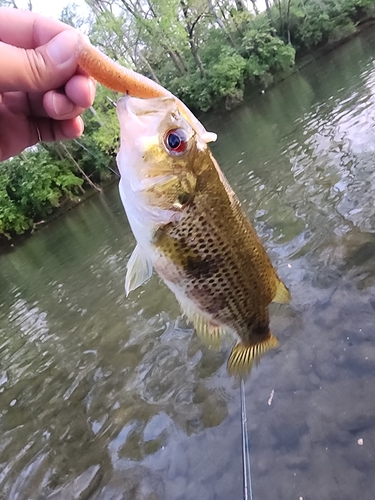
[165, 129, 188, 154]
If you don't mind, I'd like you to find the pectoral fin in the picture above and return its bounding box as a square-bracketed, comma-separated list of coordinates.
[125, 245, 153, 296]
[272, 280, 291, 303]
[227, 333, 279, 378]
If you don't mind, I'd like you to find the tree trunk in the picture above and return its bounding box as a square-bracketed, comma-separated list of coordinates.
[286, 0, 292, 44]
[121, 35, 161, 83]
[249, 0, 259, 15]
[180, 0, 206, 79]
[166, 49, 186, 75]
[264, 0, 272, 21]
[189, 39, 206, 79]
[275, 0, 284, 37]
[85, 0, 107, 14]
[208, 1, 236, 48]
[234, 0, 246, 11]
[137, 51, 161, 83]
[118, 0, 188, 75]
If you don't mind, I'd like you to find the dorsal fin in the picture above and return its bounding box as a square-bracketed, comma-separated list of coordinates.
[272, 280, 291, 303]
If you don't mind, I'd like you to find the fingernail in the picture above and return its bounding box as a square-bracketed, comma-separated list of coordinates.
[52, 93, 74, 116]
[47, 31, 78, 66]
[88, 79, 96, 103]
[77, 116, 84, 135]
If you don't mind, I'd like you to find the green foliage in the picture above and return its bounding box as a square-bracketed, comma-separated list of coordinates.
[0, 152, 83, 237]
[208, 49, 247, 98]
[241, 27, 295, 85]
[281, 0, 375, 52]
[168, 72, 214, 111]
[297, 4, 348, 49]
[166, 24, 294, 109]
[0, 169, 31, 237]
[89, 87, 120, 158]
[343, 0, 375, 17]
[169, 45, 265, 111]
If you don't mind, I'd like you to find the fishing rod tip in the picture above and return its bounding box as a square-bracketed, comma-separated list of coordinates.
[107, 97, 117, 107]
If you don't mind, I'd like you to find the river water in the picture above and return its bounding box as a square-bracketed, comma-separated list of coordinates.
[2, 29, 375, 500]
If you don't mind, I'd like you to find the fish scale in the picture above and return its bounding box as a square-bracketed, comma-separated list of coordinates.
[154, 153, 277, 339]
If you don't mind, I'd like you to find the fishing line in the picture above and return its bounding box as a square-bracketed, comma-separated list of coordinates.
[71, 97, 121, 178]
[240, 378, 253, 500]
[72, 139, 120, 178]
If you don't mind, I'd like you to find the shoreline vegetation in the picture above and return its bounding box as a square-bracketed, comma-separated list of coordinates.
[1, 0, 375, 250]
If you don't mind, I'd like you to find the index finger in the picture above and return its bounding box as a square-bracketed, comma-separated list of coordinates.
[0, 8, 75, 49]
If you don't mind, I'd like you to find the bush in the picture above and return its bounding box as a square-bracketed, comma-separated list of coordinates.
[207, 49, 247, 98]
[168, 72, 214, 111]
[290, 0, 375, 51]
[0, 152, 83, 237]
[328, 20, 357, 43]
[241, 28, 295, 85]
[0, 169, 31, 237]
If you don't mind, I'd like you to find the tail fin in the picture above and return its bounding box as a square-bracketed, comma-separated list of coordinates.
[227, 332, 279, 378]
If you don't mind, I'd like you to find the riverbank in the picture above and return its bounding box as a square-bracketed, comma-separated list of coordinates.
[1, 14, 375, 254]
[0, 177, 117, 255]
[294, 15, 375, 71]
[237, 15, 375, 108]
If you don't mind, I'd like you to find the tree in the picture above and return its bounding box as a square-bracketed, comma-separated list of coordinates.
[249, 0, 259, 15]
[180, 0, 208, 78]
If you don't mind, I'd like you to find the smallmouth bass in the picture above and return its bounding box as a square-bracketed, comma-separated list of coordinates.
[116, 95, 290, 376]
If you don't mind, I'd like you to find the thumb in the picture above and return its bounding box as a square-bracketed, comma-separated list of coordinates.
[0, 30, 79, 93]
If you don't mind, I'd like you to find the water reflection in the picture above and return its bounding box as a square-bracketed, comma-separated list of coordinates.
[2, 28, 375, 500]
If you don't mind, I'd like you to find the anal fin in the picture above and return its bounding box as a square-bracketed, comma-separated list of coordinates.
[125, 244, 153, 296]
[192, 317, 224, 349]
[272, 280, 291, 303]
[178, 299, 225, 349]
[227, 332, 279, 378]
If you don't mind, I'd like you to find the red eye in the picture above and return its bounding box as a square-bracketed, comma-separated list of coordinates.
[165, 129, 187, 154]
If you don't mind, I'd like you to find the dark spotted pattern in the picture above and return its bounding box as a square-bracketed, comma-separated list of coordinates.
[152, 147, 284, 347]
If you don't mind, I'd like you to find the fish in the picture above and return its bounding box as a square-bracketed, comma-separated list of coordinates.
[115, 95, 290, 377]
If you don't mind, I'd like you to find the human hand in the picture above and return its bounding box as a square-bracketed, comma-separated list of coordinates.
[0, 8, 96, 161]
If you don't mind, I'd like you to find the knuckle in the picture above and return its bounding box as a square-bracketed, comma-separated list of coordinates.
[25, 49, 49, 91]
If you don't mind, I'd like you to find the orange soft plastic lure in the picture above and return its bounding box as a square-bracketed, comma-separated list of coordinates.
[75, 35, 217, 143]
